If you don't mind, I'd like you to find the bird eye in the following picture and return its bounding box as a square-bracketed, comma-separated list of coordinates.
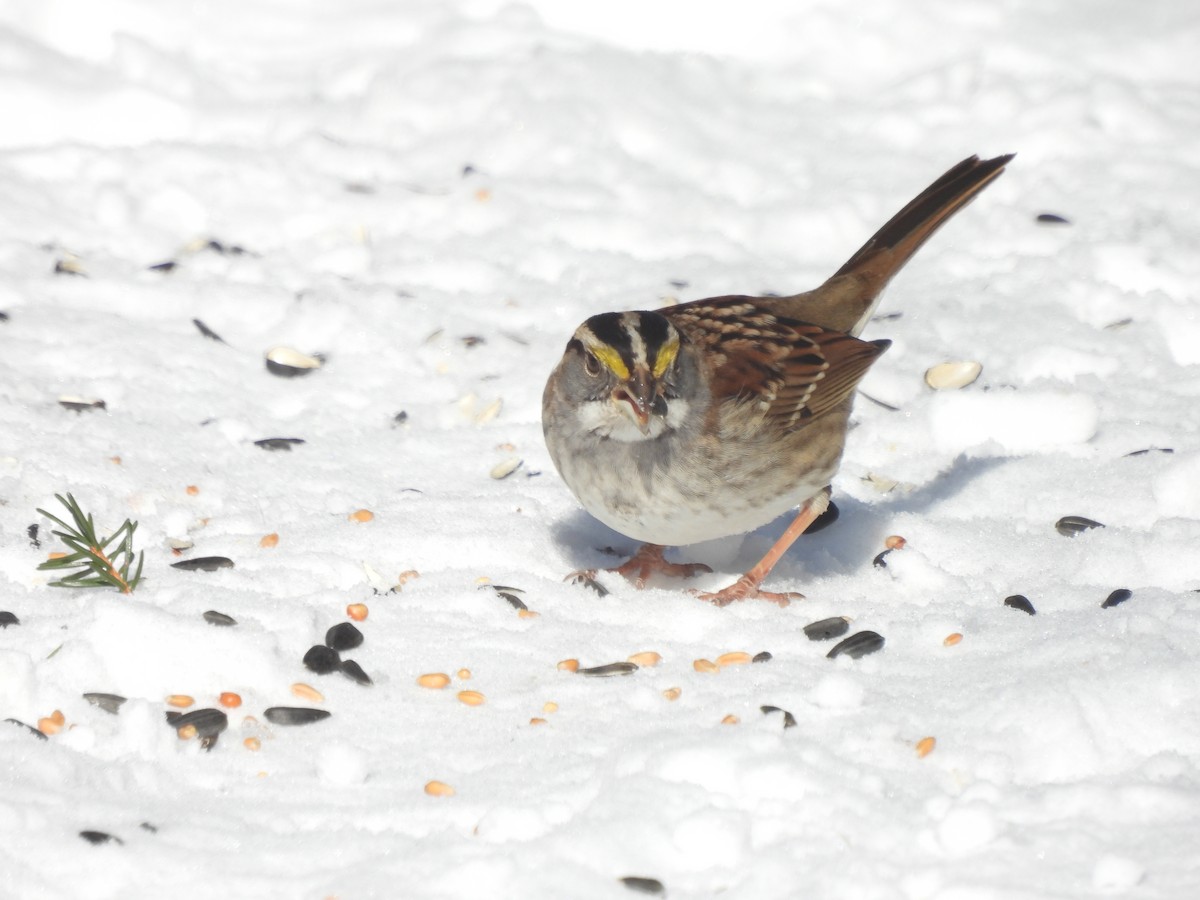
[583, 352, 601, 377]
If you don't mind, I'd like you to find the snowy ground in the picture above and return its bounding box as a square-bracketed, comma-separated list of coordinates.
[2, 1, 1199, 898]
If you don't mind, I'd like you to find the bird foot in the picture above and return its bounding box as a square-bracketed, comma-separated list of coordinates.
[567, 544, 711, 590]
[691, 575, 803, 608]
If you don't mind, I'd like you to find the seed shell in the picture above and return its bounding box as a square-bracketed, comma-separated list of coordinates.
[264, 707, 332, 726]
[172, 557, 235, 572]
[0, 611, 18, 627]
[1055, 515, 1105, 537]
[1101, 588, 1132, 609]
[620, 876, 665, 895]
[79, 830, 123, 846]
[826, 631, 885, 660]
[203, 610, 237, 626]
[760, 705, 798, 729]
[804, 617, 851, 641]
[4, 718, 48, 740]
[925, 360, 982, 390]
[254, 437, 305, 451]
[265, 346, 324, 377]
[83, 692, 127, 715]
[751, 651, 773, 663]
[578, 662, 638, 677]
[1003, 594, 1037, 615]
[325, 622, 364, 652]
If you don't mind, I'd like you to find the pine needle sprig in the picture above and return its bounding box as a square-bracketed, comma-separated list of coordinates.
[36, 493, 144, 593]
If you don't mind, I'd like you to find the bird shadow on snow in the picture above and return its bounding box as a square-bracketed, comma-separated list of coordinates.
[547, 453, 1008, 586]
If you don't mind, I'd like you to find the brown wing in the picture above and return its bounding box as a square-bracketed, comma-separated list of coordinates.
[663, 297, 889, 431]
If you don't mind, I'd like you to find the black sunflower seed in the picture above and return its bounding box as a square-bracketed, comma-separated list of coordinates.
[805, 500, 839, 534]
[58, 397, 106, 412]
[1055, 515, 1104, 537]
[340, 659, 373, 685]
[254, 437, 306, 451]
[83, 693, 127, 715]
[303, 645, 341, 674]
[203, 610, 237, 626]
[1003, 594, 1037, 615]
[27, 523, 39, 548]
[571, 573, 610, 596]
[0, 611, 19, 628]
[578, 662, 638, 677]
[1101, 588, 1132, 609]
[264, 707, 332, 726]
[171, 557, 234, 572]
[140, 822, 158, 833]
[1036, 212, 1071, 225]
[752, 651, 773, 663]
[148, 260, 177, 272]
[1124, 447, 1174, 457]
[827, 631, 885, 660]
[804, 617, 850, 641]
[79, 831, 123, 846]
[193, 318, 227, 343]
[760, 705, 797, 729]
[169, 708, 228, 739]
[325, 622, 364, 652]
[4, 718, 47, 740]
[872, 549, 892, 568]
[620, 876, 665, 895]
[483, 584, 528, 610]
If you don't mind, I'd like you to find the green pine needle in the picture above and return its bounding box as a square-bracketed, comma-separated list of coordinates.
[36, 493, 144, 593]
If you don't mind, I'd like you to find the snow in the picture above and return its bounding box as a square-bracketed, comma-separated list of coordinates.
[1, 0, 1199, 898]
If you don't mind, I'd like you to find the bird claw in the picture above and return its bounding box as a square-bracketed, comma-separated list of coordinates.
[691, 576, 803, 608]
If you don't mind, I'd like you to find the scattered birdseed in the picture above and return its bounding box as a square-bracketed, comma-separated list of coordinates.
[627, 651, 662, 667]
[1101, 588, 1132, 609]
[916, 736, 937, 757]
[619, 876, 665, 896]
[418, 673, 451, 689]
[265, 346, 324, 377]
[826, 631, 885, 660]
[169, 708, 228, 747]
[260, 533, 279, 548]
[254, 437, 306, 451]
[185, 485, 200, 496]
[348, 509, 374, 523]
[192, 318, 225, 342]
[872, 549, 893, 568]
[721, 714, 740, 725]
[172, 557, 235, 572]
[716, 651, 752, 667]
[662, 687, 682, 701]
[4, 718, 47, 740]
[693, 659, 719, 674]
[760, 705, 797, 729]
[751, 651, 773, 663]
[166, 695, 195, 708]
[490, 458, 522, 480]
[346, 603, 369, 621]
[203, 610, 237, 626]
[37, 714, 64, 735]
[804, 617, 851, 641]
[424, 780, 455, 797]
[303, 645, 341, 675]
[456, 668, 472, 680]
[340, 659, 372, 685]
[79, 831, 122, 846]
[457, 690, 486, 706]
[219, 692, 242, 708]
[542, 701, 558, 713]
[0, 611, 18, 628]
[556, 659, 580, 673]
[943, 633, 963, 647]
[83, 693, 127, 714]
[290, 683, 324, 703]
[885, 535, 907, 550]
[1035, 212, 1071, 224]
[58, 395, 106, 412]
[578, 662, 638, 677]
[244, 737, 261, 751]
[924, 360, 982, 390]
[264, 707, 332, 726]
[325, 622, 364, 652]
[1124, 447, 1174, 456]
[529, 717, 547, 726]
[486, 584, 527, 610]
[1004, 594, 1037, 615]
[1055, 515, 1105, 537]
[571, 573, 610, 596]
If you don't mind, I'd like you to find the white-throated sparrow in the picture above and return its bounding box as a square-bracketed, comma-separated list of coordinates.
[543, 154, 1013, 606]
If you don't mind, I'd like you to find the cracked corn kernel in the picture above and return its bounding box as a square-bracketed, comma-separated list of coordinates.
[244, 737, 261, 751]
[425, 780, 455, 797]
[662, 687, 682, 701]
[721, 714, 740, 725]
[219, 692, 242, 708]
[542, 701, 558, 714]
[556, 659, 579, 673]
[346, 603, 368, 621]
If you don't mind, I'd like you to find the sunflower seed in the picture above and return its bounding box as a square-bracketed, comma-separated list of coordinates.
[827, 631, 885, 659]
[760, 705, 798, 728]
[58, 395, 106, 412]
[805, 500, 839, 534]
[254, 437, 305, 451]
[0, 611, 18, 628]
[1124, 447, 1174, 457]
[1036, 212, 1071, 224]
[1004, 594, 1037, 615]
[340, 659, 373, 685]
[169, 708, 228, 746]
[265, 346, 324, 377]
[619, 876, 665, 895]
[27, 523, 39, 548]
[203, 610, 237, 626]
[325, 622, 364, 652]
[578, 662, 638, 677]
[4, 718, 47, 740]
[193, 319, 226, 343]
[83, 692, 127, 714]
[264, 707, 332, 726]
[490, 457, 523, 480]
[804, 617, 850, 641]
[872, 549, 892, 568]
[303, 645, 341, 675]
[171, 556, 234, 572]
[79, 831, 123, 845]
[752, 651, 773, 663]
[148, 260, 177, 272]
[1101, 588, 1132, 609]
[1055, 515, 1104, 537]
[571, 573, 610, 596]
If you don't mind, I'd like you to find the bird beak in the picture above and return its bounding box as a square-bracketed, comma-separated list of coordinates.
[613, 369, 660, 434]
